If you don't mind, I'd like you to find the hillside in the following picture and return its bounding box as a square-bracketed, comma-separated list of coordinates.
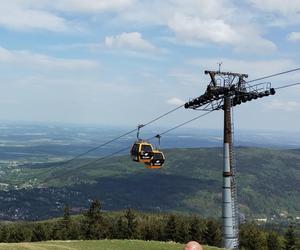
[0, 147, 299, 220]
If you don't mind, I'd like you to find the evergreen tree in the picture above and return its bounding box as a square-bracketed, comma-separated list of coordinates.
[68, 220, 80, 240]
[124, 209, 139, 239]
[50, 221, 61, 240]
[32, 223, 48, 242]
[142, 224, 153, 241]
[240, 223, 267, 250]
[284, 224, 297, 250]
[156, 221, 165, 241]
[22, 227, 33, 242]
[115, 216, 127, 239]
[140, 216, 153, 241]
[189, 216, 204, 243]
[7, 224, 32, 243]
[62, 205, 71, 230]
[0, 225, 9, 242]
[83, 199, 106, 240]
[176, 219, 190, 243]
[104, 216, 116, 240]
[202, 220, 222, 247]
[149, 219, 165, 241]
[59, 204, 80, 240]
[267, 231, 283, 250]
[164, 214, 179, 242]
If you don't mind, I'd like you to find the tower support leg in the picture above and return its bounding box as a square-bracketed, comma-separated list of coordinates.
[222, 96, 238, 249]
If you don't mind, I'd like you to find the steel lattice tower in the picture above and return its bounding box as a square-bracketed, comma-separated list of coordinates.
[184, 70, 275, 249]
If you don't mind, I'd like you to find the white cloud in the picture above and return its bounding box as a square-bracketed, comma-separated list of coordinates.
[54, 0, 135, 13]
[114, 0, 276, 54]
[167, 13, 276, 54]
[234, 34, 277, 54]
[267, 100, 300, 112]
[0, 2, 70, 32]
[287, 32, 300, 42]
[249, 0, 300, 15]
[168, 13, 240, 45]
[0, 0, 135, 32]
[0, 1, 277, 54]
[119, 0, 234, 26]
[105, 32, 157, 52]
[0, 46, 99, 70]
[248, 0, 300, 25]
[166, 97, 185, 106]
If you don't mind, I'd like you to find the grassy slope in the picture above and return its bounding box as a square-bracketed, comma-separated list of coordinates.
[0, 240, 222, 250]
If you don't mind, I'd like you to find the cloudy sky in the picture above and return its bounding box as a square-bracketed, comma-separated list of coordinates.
[0, 0, 300, 131]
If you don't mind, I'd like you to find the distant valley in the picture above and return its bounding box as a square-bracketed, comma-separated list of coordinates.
[0, 123, 299, 221]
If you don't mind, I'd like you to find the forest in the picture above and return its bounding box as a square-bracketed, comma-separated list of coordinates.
[0, 200, 299, 250]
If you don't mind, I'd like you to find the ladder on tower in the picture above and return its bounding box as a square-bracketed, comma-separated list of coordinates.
[230, 104, 240, 249]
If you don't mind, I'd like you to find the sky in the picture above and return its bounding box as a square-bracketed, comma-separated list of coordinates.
[0, 0, 300, 132]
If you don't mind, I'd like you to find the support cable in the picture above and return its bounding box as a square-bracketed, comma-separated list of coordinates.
[53, 110, 214, 174]
[246, 67, 300, 84]
[62, 128, 138, 165]
[275, 82, 300, 90]
[57, 104, 184, 166]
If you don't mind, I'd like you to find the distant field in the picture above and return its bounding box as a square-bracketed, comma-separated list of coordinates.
[0, 240, 221, 250]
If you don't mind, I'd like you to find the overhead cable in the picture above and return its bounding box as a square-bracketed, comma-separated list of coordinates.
[246, 67, 300, 84]
[59, 104, 184, 166]
[275, 82, 300, 90]
[56, 110, 214, 173]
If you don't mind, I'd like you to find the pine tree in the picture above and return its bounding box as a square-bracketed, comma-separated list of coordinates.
[7, 224, 32, 243]
[267, 231, 283, 250]
[143, 224, 153, 241]
[151, 218, 164, 241]
[68, 220, 80, 240]
[115, 216, 126, 239]
[285, 224, 297, 250]
[140, 216, 153, 241]
[124, 209, 138, 239]
[60, 205, 71, 240]
[176, 219, 190, 243]
[59, 204, 80, 240]
[62, 205, 71, 230]
[50, 221, 61, 240]
[32, 223, 48, 241]
[189, 216, 204, 243]
[84, 199, 106, 240]
[0, 225, 9, 242]
[240, 223, 267, 250]
[202, 220, 222, 247]
[164, 214, 179, 242]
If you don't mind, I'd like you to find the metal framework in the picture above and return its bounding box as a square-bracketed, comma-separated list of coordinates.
[184, 70, 275, 250]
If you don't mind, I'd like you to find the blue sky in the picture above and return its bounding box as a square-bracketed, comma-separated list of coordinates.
[0, 0, 300, 131]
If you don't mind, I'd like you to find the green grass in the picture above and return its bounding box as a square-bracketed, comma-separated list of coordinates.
[0, 240, 222, 250]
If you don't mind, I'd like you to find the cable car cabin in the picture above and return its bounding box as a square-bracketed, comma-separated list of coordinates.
[145, 150, 165, 169]
[130, 141, 154, 163]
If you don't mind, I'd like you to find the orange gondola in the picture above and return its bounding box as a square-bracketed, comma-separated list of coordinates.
[130, 140, 154, 163]
[145, 150, 165, 169]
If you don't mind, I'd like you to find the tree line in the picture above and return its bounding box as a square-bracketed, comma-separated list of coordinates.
[0, 200, 299, 250]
